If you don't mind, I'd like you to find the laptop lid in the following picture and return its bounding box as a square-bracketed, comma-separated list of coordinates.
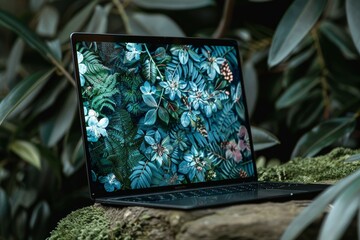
[70, 33, 257, 200]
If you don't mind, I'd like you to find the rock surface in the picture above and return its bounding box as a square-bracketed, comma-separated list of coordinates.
[48, 148, 360, 239]
[49, 200, 358, 240]
[48, 201, 314, 240]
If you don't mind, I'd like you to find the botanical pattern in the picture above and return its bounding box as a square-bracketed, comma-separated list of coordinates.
[76, 41, 255, 192]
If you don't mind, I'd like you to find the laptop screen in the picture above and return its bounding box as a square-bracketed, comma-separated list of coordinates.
[71, 34, 256, 197]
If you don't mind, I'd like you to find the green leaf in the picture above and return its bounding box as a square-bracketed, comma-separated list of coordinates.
[291, 117, 357, 158]
[345, 153, 360, 162]
[318, 178, 360, 240]
[46, 88, 77, 147]
[319, 21, 358, 59]
[129, 12, 185, 37]
[0, 9, 55, 59]
[0, 69, 54, 125]
[142, 94, 158, 108]
[243, 60, 258, 117]
[144, 109, 157, 125]
[84, 3, 112, 33]
[0, 188, 11, 237]
[346, 0, 360, 54]
[276, 77, 319, 109]
[61, 138, 84, 176]
[286, 91, 323, 130]
[281, 169, 360, 240]
[9, 140, 41, 169]
[31, 78, 67, 116]
[4, 38, 24, 87]
[29, 201, 51, 240]
[47, 39, 62, 61]
[268, 0, 327, 67]
[158, 106, 169, 124]
[142, 58, 157, 83]
[36, 6, 59, 37]
[287, 47, 315, 69]
[14, 210, 27, 240]
[251, 126, 280, 151]
[58, 0, 98, 44]
[132, 0, 213, 10]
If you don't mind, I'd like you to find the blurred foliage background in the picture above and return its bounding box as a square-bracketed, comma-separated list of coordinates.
[0, 0, 359, 239]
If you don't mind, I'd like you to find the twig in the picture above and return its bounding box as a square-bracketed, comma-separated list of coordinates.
[47, 53, 76, 87]
[311, 28, 330, 119]
[113, 0, 132, 34]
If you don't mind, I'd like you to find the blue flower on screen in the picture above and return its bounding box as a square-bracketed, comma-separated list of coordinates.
[84, 107, 109, 142]
[140, 81, 157, 95]
[144, 130, 173, 166]
[125, 43, 142, 61]
[159, 71, 187, 101]
[187, 81, 207, 111]
[200, 48, 225, 80]
[99, 173, 121, 192]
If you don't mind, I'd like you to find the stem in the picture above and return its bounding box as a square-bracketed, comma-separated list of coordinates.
[212, 0, 235, 38]
[143, 44, 164, 79]
[157, 89, 165, 110]
[311, 28, 330, 119]
[355, 110, 360, 119]
[47, 53, 76, 87]
[113, 0, 131, 34]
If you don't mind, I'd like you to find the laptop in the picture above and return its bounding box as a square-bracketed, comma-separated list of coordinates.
[70, 33, 328, 210]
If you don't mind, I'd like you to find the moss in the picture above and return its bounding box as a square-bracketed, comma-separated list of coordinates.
[258, 148, 360, 183]
[49, 148, 360, 239]
[48, 205, 110, 240]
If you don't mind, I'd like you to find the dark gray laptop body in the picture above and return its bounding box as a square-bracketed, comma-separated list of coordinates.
[70, 33, 328, 210]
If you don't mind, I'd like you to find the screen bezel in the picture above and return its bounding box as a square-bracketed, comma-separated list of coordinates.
[70, 32, 258, 199]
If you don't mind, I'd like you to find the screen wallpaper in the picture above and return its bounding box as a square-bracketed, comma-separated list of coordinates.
[75, 41, 255, 193]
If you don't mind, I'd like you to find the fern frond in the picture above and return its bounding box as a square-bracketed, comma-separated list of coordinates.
[219, 159, 241, 179]
[207, 142, 226, 167]
[92, 97, 116, 112]
[78, 47, 101, 64]
[84, 63, 119, 112]
[208, 102, 240, 142]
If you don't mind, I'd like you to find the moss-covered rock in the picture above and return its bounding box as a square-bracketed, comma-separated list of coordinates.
[48, 148, 360, 240]
[48, 206, 110, 240]
[258, 148, 360, 183]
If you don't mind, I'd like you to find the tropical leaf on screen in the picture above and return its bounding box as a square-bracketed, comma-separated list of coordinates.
[219, 159, 242, 179]
[208, 102, 240, 143]
[104, 110, 136, 148]
[142, 57, 158, 83]
[207, 142, 226, 167]
[80, 48, 119, 112]
[78, 46, 101, 64]
[203, 45, 238, 66]
[130, 160, 155, 189]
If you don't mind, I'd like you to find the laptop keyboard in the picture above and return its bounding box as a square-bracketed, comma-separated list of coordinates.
[117, 182, 300, 203]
